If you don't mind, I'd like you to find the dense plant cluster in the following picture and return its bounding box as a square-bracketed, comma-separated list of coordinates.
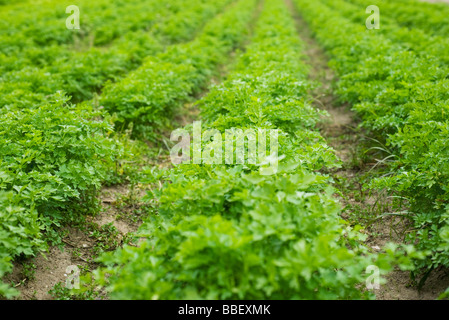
[294, 0, 449, 281]
[355, 0, 449, 38]
[0, 93, 121, 298]
[90, 0, 414, 299]
[1, 0, 445, 300]
[0, 0, 230, 106]
[325, 0, 449, 67]
[100, 0, 257, 139]
[0, 0, 233, 297]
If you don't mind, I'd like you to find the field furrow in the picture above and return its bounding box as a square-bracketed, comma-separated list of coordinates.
[87, 0, 406, 300]
[1, 0, 449, 302]
[293, 0, 449, 297]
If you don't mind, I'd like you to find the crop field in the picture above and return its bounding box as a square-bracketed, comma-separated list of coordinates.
[1, 0, 449, 301]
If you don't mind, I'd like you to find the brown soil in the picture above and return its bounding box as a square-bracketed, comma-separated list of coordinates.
[3, 182, 146, 300]
[4, 245, 77, 300]
[286, 0, 449, 300]
[96, 184, 145, 235]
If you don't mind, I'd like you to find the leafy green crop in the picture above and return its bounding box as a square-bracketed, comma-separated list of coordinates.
[1, 0, 439, 301]
[100, 0, 257, 140]
[89, 0, 415, 300]
[294, 0, 449, 286]
[0, 93, 123, 297]
[0, 0, 231, 105]
[356, 0, 449, 38]
[0, 191, 43, 298]
[326, 0, 449, 67]
[0, 0, 235, 298]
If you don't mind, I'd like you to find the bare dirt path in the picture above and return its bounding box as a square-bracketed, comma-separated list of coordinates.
[285, 0, 449, 300]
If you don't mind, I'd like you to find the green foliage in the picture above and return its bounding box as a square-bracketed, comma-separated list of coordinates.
[100, 0, 257, 140]
[0, 0, 231, 105]
[293, 0, 449, 287]
[90, 0, 411, 299]
[0, 93, 119, 206]
[355, 0, 449, 38]
[0, 0, 232, 296]
[0, 93, 123, 296]
[21, 262, 37, 281]
[2, 0, 443, 301]
[0, 191, 42, 298]
[49, 281, 99, 300]
[328, 0, 449, 67]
